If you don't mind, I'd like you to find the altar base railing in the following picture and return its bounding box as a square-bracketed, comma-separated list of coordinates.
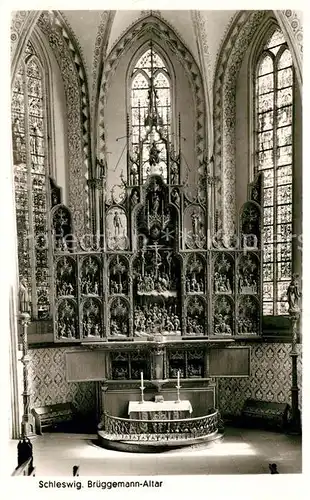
[98, 409, 220, 442]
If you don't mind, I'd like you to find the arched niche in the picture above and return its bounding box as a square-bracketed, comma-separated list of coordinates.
[239, 201, 261, 249]
[108, 255, 129, 295]
[213, 252, 235, 295]
[108, 296, 130, 338]
[237, 295, 260, 335]
[238, 252, 260, 295]
[81, 297, 103, 339]
[185, 295, 206, 336]
[55, 255, 77, 297]
[213, 295, 234, 336]
[184, 204, 207, 249]
[185, 253, 206, 294]
[106, 206, 128, 250]
[55, 298, 79, 340]
[80, 255, 101, 296]
[52, 205, 74, 252]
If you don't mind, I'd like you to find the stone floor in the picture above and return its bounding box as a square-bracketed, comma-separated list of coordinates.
[7, 426, 301, 476]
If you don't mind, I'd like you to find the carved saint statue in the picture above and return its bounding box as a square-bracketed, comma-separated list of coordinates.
[152, 193, 160, 214]
[287, 274, 301, 312]
[149, 141, 160, 166]
[130, 164, 139, 185]
[191, 210, 200, 236]
[113, 211, 122, 237]
[19, 278, 30, 314]
[96, 157, 106, 179]
[171, 189, 180, 206]
[131, 191, 139, 207]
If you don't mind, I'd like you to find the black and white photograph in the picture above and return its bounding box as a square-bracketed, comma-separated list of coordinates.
[1, 3, 305, 495]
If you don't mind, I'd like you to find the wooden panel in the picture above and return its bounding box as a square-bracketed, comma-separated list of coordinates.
[208, 347, 250, 377]
[65, 350, 107, 382]
[103, 385, 216, 418]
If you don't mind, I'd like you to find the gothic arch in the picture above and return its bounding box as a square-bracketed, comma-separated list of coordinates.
[11, 10, 92, 236]
[213, 10, 302, 237]
[96, 14, 207, 186]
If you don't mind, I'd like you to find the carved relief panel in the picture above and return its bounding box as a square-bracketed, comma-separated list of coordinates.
[56, 256, 77, 298]
[213, 253, 234, 295]
[106, 207, 128, 250]
[238, 252, 260, 295]
[81, 297, 103, 339]
[213, 296, 234, 336]
[240, 201, 261, 249]
[52, 205, 73, 252]
[184, 205, 206, 249]
[56, 298, 79, 340]
[185, 254, 206, 294]
[237, 295, 260, 335]
[108, 255, 129, 295]
[185, 296, 206, 336]
[108, 297, 130, 338]
[80, 255, 101, 296]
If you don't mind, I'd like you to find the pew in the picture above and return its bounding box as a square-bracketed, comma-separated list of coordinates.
[241, 399, 289, 431]
[12, 457, 35, 476]
[32, 402, 76, 435]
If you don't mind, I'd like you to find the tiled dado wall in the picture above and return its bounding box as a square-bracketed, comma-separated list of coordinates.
[28, 343, 302, 419]
[28, 347, 97, 417]
[217, 343, 302, 417]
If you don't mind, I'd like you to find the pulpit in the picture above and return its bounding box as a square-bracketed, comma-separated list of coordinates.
[128, 400, 193, 420]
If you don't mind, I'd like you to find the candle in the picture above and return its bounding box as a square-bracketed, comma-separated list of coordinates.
[177, 370, 180, 387]
[141, 371, 144, 389]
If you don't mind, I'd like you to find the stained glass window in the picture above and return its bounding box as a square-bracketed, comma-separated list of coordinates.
[130, 45, 171, 181]
[12, 41, 50, 319]
[255, 29, 293, 315]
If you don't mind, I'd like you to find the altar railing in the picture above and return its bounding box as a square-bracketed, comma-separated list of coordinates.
[99, 410, 220, 441]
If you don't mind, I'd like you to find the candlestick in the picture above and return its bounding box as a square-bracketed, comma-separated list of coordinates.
[175, 370, 181, 403]
[139, 371, 144, 404]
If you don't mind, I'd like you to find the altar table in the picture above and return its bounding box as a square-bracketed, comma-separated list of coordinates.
[128, 400, 192, 420]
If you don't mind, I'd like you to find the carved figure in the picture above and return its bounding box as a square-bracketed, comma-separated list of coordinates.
[113, 211, 122, 236]
[191, 211, 200, 236]
[131, 164, 139, 185]
[152, 193, 160, 214]
[19, 278, 30, 314]
[171, 189, 180, 205]
[149, 141, 160, 166]
[287, 274, 301, 312]
[96, 157, 106, 179]
[131, 190, 139, 206]
[170, 163, 179, 184]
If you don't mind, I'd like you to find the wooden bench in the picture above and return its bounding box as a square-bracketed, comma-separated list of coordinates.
[12, 457, 35, 476]
[241, 399, 289, 430]
[32, 402, 76, 435]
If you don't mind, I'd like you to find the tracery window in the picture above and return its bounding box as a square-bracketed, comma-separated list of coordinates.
[255, 29, 293, 315]
[130, 45, 171, 182]
[12, 41, 50, 319]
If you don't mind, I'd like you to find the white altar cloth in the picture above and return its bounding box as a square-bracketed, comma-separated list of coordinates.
[128, 400, 192, 415]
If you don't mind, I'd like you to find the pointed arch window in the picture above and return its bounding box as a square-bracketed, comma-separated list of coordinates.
[255, 29, 294, 315]
[130, 45, 171, 182]
[12, 41, 50, 319]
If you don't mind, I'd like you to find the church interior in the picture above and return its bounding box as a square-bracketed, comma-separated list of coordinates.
[7, 8, 303, 476]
